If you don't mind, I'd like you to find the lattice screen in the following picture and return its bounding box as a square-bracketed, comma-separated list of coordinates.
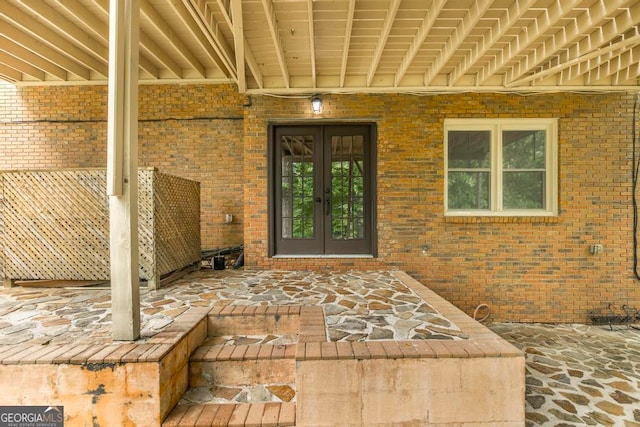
[0, 169, 200, 287]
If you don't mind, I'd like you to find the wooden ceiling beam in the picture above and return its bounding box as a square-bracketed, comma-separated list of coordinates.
[394, 0, 445, 87]
[508, 33, 640, 87]
[166, 0, 231, 78]
[585, 44, 640, 85]
[261, 0, 289, 88]
[307, 0, 316, 88]
[448, 0, 534, 86]
[55, 0, 107, 42]
[230, 0, 245, 91]
[366, 0, 401, 87]
[0, 50, 44, 80]
[507, 0, 629, 85]
[0, 21, 90, 80]
[186, 0, 236, 77]
[424, 0, 491, 86]
[84, 0, 160, 79]
[562, 2, 640, 68]
[339, 0, 355, 88]
[612, 61, 640, 85]
[0, 35, 67, 80]
[0, 64, 21, 82]
[3, 0, 107, 77]
[477, 0, 582, 85]
[142, 0, 205, 78]
[228, 0, 262, 89]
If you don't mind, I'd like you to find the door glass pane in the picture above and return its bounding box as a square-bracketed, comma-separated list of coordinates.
[331, 135, 365, 239]
[281, 135, 314, 238]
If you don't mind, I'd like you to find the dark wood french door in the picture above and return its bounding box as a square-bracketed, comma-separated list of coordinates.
[269, 124, 376, 256]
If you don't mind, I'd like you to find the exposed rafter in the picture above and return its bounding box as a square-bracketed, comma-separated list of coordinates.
[16, 0, 107, 63]
[1, 0, 107, 77]
[142, 0, 205, 78]
[0, 0, 637, 90]
[367, 0, 401, 87]
[55, 0, 107, 42]
[261, 0, 289, 88]
[583, 44, 640, 85]
[187, 0, 236, 77]
[0, 35, 67, 80]
[231, 0, 245, 91]
[560, 2, 640, 73]
[0, 63, 21, 82]
[307, 0, 316, 88]
[507, 33, 640, 87]
[221, 0, 262, 89]
[394, 0, 445, 87]
[506, 0, 629, 85]
[424, 0, 491, 86]
[0, 50, 44, 80]
[60, 0, 160, 78]
[339, 0, 355, 88]
[448, 0, 534, 86]
[0, 18, 91, 80]
[477, 0, 583, 85]
[167, 0, 232, 78]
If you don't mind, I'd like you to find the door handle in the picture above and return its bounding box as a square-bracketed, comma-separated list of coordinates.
[324, 189, 331, 215]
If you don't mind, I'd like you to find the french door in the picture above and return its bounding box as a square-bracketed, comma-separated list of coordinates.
[269, 124, 376, 256]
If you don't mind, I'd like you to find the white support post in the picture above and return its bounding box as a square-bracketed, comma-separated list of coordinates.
[107, 0, 140, 341]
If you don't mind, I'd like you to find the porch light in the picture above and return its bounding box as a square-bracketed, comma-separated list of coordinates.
[311, 96, 322, 113]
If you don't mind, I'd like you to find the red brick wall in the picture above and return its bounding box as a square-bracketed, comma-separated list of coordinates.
[244, 91, 640, 323]
[0, 83, 245, 249]
[2, 82, 639, 322]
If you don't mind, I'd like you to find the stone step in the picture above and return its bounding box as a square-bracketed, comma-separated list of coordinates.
[189, 344, 296, 388]
[162, 402, 296, 427]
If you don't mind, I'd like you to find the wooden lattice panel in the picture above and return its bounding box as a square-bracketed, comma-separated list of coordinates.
[153, 172, 201, 277]
[0, 170, 109, 280]
[0, 169, 200, 285]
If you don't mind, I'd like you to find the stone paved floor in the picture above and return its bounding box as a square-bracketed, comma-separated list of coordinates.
[0, 269, 463, 345]
[3, 270, 640, 425]
[490, 323, 640, 427]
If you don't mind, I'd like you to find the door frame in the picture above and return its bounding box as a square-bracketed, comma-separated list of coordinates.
[267, 122, 377, 257]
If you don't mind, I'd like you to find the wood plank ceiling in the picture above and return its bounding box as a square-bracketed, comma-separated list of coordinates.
[0, 0, 639, 93]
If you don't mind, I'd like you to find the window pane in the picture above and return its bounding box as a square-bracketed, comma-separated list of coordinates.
[448, 131, 491, 168]
[503, 171, 545, 209]
[503, 130, 545, 169]
[448, 171, 490, 209]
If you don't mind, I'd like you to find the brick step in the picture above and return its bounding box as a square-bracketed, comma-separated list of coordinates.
[181, 384, 296, 405]
[189, 344, 296, 388]
[162, 402, 296, 427]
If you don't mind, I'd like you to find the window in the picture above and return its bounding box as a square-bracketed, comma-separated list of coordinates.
[445, 119, 558, 216]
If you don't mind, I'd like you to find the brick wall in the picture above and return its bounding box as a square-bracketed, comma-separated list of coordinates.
[0, 83, 244, 249]
[2, 82, 639, 322]
[244, 91, 640, 323]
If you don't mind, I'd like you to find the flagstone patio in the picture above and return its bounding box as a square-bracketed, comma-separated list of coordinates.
[6, 269, 638, 425]
[0, 269, 525, 426]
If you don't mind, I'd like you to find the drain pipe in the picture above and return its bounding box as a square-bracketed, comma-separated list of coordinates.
[632, 92, 640, 280]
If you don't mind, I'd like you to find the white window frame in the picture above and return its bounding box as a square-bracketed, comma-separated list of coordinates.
[444, 118, 558, 217]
